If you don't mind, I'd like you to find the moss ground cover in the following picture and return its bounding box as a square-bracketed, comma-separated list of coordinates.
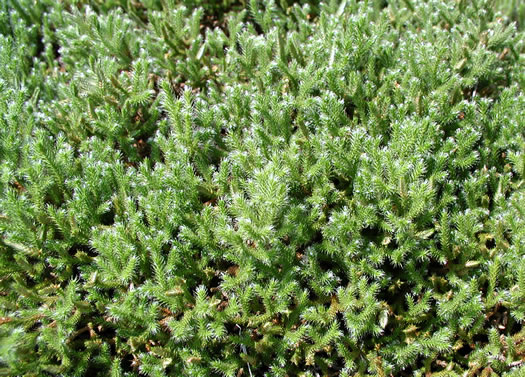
[0, 0, 525, 376]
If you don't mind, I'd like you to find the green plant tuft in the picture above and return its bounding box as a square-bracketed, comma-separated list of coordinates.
[1, 0, 524, 376]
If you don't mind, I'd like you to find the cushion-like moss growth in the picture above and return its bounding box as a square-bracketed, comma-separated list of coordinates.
[0, 0, 524, 375]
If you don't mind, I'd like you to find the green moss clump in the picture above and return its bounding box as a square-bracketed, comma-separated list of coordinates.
[1, 0, 524, 376]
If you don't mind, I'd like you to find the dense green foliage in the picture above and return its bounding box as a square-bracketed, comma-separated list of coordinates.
[1, 0, 525, 375]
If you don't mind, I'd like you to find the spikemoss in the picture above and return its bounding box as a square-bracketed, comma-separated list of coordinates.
[0, 0, 524, 376]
